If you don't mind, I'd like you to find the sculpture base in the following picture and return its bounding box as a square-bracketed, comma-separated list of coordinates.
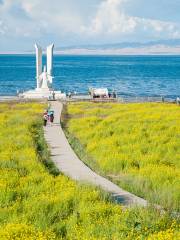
[21, 88, 66, 100]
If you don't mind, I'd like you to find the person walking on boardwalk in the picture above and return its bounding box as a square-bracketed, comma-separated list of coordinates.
[43, 111, 48, 126]
[49, 110, 54, 126]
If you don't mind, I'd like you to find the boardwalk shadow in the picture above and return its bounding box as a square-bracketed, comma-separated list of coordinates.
[51, 146, 60, 149]
[51, 154, 60, 157]
[53, 123, 60, 126]
[112, 194, 131, 205]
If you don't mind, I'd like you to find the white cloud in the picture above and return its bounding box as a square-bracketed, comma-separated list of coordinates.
[82, 0, 137, 35]
[0, 0, 87, 38]
[82, 0, 180, 40]
[0, 20, 6, 35]
[21, 0, 84, 33]
[0, 0, 180, 49]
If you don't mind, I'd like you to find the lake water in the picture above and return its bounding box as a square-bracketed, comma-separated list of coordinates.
[0, 55, 179, 98]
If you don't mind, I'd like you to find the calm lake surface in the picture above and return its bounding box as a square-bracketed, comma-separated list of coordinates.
[0, 55, 179, 97]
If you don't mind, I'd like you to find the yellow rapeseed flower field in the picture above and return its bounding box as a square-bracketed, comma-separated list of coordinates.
[0, 102, 179, 239]
[66, 102, 180, 211]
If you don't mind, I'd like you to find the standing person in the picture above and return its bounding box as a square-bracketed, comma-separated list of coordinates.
[49, 111, 54, 126]
[68, 92, 72, 98]
[43, 111, 48, 126]
[113, 91, 117, 99]
[47, 110, 51, 125]
[52, 91, 55, 100]
[176, 97, 180, 105]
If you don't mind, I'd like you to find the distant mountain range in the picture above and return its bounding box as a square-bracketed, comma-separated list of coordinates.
[58, 39, 180, 50]
[2, 39, 180, 55]
[55, 39, 180, 55]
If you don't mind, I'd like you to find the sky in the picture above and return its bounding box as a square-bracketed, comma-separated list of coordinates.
[0, 0, 180, 51]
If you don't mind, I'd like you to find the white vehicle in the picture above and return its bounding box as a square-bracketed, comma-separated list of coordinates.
[89, 88, 109, 98]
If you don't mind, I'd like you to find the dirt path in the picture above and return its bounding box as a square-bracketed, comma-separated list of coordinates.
[44, 101, 148, 207]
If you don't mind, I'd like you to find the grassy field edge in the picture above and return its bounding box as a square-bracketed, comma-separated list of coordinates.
[61, 103, 149, 201]
[30, 119, 60, 176]
[63, 102, 180, 212]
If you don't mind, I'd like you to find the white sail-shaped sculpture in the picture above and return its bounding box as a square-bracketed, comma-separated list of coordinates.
[35, 44, 42, 89]
[47, 44, 54, 85]
[22, 44, 66, 99]
[35, 43, 53, 90]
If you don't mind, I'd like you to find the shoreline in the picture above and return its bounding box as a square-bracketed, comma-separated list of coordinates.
[1, 53, 180, 56]
[0, 95, 177, 103]
[0, 96, 19, 101]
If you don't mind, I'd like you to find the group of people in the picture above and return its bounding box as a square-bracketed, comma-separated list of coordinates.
[43, 109, 54, 126]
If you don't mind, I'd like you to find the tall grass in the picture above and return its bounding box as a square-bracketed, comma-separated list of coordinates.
[65, 102, 180, 211]
[0, 102, 179, 239]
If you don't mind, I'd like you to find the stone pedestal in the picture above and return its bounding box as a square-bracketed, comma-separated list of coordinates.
[22, 89, 66, 100]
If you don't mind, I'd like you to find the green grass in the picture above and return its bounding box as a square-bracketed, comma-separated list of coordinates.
[65, 102, 180, 211]
[0, 102, 179, 239]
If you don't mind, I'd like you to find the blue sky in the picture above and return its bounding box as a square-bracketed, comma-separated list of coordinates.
[0, 0, 180, 51]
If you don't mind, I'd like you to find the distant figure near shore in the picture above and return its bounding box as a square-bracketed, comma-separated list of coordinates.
[52, 91, 56, 100]
[176, 97, 180, 105]
[68, 92, 72, 98]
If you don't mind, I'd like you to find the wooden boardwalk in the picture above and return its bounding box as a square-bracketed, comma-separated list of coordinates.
[44, 101, 148, 207]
